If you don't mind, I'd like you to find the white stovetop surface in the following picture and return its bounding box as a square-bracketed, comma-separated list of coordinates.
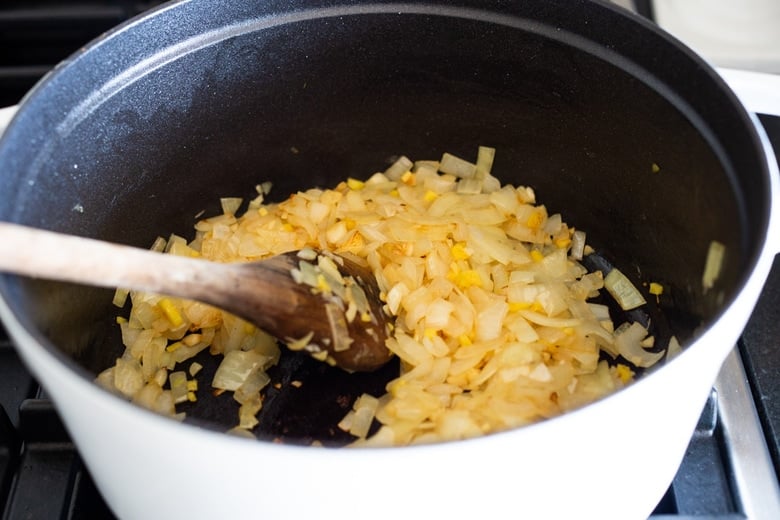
[611, 0, 780, 74]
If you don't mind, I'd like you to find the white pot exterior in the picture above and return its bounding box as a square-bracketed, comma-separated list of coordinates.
[0, 263, 769, 520]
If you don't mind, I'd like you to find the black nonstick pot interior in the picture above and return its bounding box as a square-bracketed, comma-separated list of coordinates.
[0, 0, 771, 444]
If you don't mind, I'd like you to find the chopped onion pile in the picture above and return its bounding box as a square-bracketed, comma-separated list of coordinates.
[96, 147, 669, 444]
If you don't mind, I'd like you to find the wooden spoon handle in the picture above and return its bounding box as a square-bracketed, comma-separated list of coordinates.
[0, 221, 225, 299]
[0, 222, 393, 371]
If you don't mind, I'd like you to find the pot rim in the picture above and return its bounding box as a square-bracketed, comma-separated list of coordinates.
[0, 0, 778, 451]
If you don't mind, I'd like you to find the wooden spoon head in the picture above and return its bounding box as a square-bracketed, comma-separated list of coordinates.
[235, 250, 393, 372]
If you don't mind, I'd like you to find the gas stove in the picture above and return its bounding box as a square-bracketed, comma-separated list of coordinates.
[1, 2, 780, 518]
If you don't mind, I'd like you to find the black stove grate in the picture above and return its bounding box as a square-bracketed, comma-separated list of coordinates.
[0, 333, 115, 519]
[0, 1, 166, 107]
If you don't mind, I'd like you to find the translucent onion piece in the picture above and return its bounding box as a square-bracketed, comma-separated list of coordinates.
[212, 350, 266, 392]
[439, 152, 477, 178]
[604, 268, 647, 310]
[614, 322, 663, 368]
[702, 240, 725, 293]
[384, 156, 414, 181]
[169, 371, 189, 404]
[220, 197, 243, 216]
[112, 287, 130, 308]
[325, 302, 353, 352]
[570, 230, 586, 260]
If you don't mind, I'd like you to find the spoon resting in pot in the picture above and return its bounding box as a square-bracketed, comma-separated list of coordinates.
[0, 222, 393, 372]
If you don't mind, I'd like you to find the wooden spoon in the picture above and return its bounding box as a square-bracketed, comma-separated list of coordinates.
[0, 222, 393, 372]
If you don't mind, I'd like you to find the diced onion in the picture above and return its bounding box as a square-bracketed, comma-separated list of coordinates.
[570, 230, 586, 260]
[220, 197, 243, 216]
[456, 177, 483, 195]
[169, 371, 189, 404]
[702, 240, 725, 293]
[212, 350, 267, 392]
[476, 146, 496, 174]
[325, 303, 353, 352]
[339, 393, 379, 439]
[614, 322, 664, 368]
[384, 156, 414, 181]
[113, 357, 144, 398]
[604, 268, 647, 310]
[439, 152, 476, 178]
[587, 303, 611, 321]
[112, 287, 130, 308]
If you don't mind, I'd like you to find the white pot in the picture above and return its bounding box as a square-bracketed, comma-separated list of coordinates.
[0, 4, 779, 519]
